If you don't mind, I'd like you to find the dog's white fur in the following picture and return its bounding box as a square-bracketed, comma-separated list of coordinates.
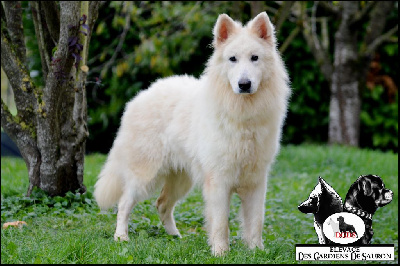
[94, 12, 290, 256]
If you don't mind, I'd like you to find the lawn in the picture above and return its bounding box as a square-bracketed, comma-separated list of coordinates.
[1, 144, 398, 264]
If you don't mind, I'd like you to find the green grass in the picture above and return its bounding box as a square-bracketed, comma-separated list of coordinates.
[1, 144, 398, 263]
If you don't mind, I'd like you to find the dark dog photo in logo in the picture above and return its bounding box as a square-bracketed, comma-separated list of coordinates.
[344, 174, 393, 244]
[337, 216, 357, 238]
[298, 174, 393, 245]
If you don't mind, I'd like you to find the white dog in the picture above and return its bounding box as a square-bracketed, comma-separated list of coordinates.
[94, 12, 290, 256]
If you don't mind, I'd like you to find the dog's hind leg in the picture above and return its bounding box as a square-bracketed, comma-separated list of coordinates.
[114, 166, 161, 241]
[114, 185, 137, 241]
[156, 171, 193, 237]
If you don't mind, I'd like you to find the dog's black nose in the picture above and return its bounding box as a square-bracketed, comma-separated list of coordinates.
[238, 79, 251, 93]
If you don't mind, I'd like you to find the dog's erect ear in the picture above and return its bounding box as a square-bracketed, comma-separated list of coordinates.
[318, 176, 343, 206]
[248, 12, 275, 44]
[319, 177, 327, 192]
[213, 14, 237, 47]
[359, 177, 373, 196]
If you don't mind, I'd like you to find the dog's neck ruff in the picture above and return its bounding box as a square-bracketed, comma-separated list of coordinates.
[344, 202, 372, 220]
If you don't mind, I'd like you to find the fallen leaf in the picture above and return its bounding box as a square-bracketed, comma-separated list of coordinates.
[3, 221, 27, 229]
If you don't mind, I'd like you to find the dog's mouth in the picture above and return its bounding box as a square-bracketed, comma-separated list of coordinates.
[376, 189, 393, 207]
[235, 87, 256, 95]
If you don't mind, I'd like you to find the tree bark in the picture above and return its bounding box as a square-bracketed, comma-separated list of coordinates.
[329, 1, 396, 146]
[1, 1, 100, 196]
[296, 1, 397, 147]
[328, 1, 360, 146]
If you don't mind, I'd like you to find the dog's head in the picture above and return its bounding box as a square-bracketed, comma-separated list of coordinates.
[298, 177, 343, 215]
[210, 12, 278, 95]
[337, 216, 345, 223]
[345, 175, 393, 214]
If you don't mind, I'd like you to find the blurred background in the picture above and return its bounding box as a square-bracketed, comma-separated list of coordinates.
[1, 1, 398, 154]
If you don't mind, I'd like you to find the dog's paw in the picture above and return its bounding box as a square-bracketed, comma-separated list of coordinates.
[243, 237, 264, 250]
[164, 226, 182, 238]
[114, 233, 130, 242]
[247, 241, 264, 250]
[211, 243, 229, 256]
[172, 232, 182, 238]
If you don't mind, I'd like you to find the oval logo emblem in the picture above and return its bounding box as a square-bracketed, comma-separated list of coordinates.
[323, 212, 365, 244]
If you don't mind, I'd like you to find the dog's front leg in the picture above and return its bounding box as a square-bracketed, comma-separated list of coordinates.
[203, 174, 231, 256]
[238, 180, 267, 250]
[314, 221, 326, 244]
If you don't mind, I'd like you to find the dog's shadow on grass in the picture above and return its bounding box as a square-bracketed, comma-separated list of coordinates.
[128, 223, 183, 240]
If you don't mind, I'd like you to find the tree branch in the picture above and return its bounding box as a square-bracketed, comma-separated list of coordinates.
[1, 99, 19, 137]
[1, 29, 36, 123]
[1, 2, 5, 25]
[299, 2, 333, 83]
[84, 1, 100, 68]
[350, 1, 377, 26]
[364, 25, 398, 56]
[31, 1, 50, 80]
[363, 1, 395, 47]
[279, 25, 300, 54]
[42, 1, 60, 45]
[1, 99, 40, 186]
[249, 1, 265, 19]
[274, 1, 295, 34]
[98, 2, 131, 78]
[74, 1, 90, 145]
[3, 1, 26, 66]
[88, 1, 101, 38]
[318, 1, 341, 18]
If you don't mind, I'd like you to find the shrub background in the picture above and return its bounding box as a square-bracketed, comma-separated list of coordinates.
[1, 2, 396, 154]
[85, 2, 398, 153]
[5, 2, 395, 154]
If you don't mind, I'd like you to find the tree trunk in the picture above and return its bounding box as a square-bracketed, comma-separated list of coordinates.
[1, 1, 100, 196]
[328, 2, 360, 146]
[296, 1, 397, 147]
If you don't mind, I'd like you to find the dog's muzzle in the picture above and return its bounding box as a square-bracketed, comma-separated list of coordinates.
[377, 189, 393, 206]
[384, 190, 393, 201]
[238, 79, 252, 94]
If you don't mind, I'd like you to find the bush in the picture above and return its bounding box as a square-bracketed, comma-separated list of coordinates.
[84, 2, 398, 153]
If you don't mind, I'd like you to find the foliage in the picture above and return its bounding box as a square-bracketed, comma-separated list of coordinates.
[1, 145, 398, 263]
[360, 85, 398, 151]
[1, 188, 97, 223]
[280, 5, 399, 151]
[358, 33, 399, 152]
[86, 1, 229, 153]
[12, 2, 399, 153]
[279, 20, 330, 145]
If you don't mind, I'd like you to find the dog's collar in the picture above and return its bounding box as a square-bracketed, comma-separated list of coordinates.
[344, 202, 372, 220]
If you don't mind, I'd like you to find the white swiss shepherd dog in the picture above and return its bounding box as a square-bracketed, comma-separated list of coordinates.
[94, 12, 291, 256]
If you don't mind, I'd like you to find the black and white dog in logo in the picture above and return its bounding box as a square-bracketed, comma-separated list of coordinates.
[343, 174, 393, 244]
[298, 174, 393, 245]
[298, 177, 343, 244]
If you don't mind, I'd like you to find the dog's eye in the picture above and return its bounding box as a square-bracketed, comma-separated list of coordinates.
[251, 55, 258, 62]
[229, 56, 237, 62]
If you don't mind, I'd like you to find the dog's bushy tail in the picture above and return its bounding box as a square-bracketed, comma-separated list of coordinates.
[94, 160, 123, 210]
